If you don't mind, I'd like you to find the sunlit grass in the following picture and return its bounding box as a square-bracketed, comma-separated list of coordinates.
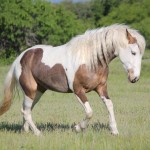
[0, 50, 150, 150]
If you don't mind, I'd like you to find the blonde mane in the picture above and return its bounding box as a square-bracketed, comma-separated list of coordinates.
[66, 24, 146, 70]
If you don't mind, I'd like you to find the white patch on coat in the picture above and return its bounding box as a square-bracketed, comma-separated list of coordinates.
[41, 45, 80, 91]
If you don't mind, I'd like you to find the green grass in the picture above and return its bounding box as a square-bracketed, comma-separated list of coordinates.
[0, 50, 150, 150]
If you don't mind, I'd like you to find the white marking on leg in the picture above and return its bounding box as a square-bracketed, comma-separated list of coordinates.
[22, 91, 43, 132]
[74, 95, 93, 132]
[101, 96, 119, 135]
[84, 102, 93, 119]
[22, 118, 29, 132]
[22, 96, 41, 136]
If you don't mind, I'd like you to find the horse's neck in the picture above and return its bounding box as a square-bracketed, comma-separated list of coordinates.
[98, 46, 117, 67]
[107, 51, 117, 64]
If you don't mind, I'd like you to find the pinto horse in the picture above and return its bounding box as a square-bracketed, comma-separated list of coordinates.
[0, 24, 145, 136]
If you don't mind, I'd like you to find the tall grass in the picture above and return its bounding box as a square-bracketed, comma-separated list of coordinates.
[0, 50, 150, 150]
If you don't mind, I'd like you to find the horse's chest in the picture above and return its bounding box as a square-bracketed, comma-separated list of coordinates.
[73, 65, 108, 92]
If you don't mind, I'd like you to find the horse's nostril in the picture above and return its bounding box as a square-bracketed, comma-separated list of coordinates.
[131, 77, 138, 83]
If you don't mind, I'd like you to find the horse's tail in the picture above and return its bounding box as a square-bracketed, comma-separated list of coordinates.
[0, 62, 16, 116]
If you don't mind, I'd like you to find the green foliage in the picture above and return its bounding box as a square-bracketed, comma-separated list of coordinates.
[44, 6, 85, 46]
[0, 0, 86, 60]
[91, 0, 115, 26]
[0, 0, 33, 58]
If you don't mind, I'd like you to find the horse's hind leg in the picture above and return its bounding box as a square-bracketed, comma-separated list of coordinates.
[21, 94, 41, 136]
[22, 90, 44, 133]
[31, 90, 44, 110]
[19, 69, 44, 136]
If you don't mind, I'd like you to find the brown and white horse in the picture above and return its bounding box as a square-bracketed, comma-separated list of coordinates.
[0, 24, 145, 136]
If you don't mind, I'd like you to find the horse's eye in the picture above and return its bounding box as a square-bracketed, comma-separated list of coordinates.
[131, 51, 136, 56]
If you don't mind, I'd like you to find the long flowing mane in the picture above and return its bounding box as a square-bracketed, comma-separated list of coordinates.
[66, 24, 146, 70]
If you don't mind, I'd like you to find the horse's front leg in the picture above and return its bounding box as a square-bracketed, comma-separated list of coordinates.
[74, 91, 93, 132]
[95, 83, 119, 135]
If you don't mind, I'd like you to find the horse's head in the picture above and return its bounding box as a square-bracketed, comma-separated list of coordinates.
[118, 29, 144, 83]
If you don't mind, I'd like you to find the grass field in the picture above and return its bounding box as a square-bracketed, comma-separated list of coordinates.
[0, 50, 150, 150]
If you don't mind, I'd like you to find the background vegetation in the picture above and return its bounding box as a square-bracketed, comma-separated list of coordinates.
[0, 0, 150, 64]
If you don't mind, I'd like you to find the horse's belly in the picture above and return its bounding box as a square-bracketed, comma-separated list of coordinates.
[33, 63, 71, 93]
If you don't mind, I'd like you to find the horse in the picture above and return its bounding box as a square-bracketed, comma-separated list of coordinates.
[0, 24, 146, 136]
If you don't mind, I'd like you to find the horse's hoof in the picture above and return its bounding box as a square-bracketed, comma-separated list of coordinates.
[111, 130, 119, 136]
[74, 124, 81, 133]
[34, 130, 42, 136]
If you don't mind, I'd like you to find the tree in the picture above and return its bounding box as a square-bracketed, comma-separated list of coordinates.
[46, 6, 86, 45]
[0, 0, 86, 59]
[0, 0, 34, 57]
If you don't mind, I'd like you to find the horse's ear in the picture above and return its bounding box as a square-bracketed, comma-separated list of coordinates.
[126, 29, 137, 44]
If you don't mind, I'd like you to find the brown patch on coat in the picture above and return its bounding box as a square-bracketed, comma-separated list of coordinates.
[95, 83, 109, 99]
[19, 48, 71, 100]
[73, 65, 109, 103]
[20, 50, 37, 99]
[126, 29, 137, 44]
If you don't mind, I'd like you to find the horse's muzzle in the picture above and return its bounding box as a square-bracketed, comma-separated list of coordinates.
[127, 69, 139, 83]
[128, 76, 139, 83]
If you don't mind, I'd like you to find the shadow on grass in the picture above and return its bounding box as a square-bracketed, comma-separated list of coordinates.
[0, 122, 22, 133]
[0, 121, 109, 133]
